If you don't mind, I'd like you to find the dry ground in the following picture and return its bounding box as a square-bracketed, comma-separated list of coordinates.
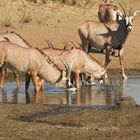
[0, 0, 140, 139]
[0, 104, 140, 140]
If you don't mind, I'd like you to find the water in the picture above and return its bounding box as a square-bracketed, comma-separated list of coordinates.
[0, 73, 140, 107]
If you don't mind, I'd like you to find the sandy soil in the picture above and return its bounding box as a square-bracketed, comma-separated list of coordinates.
[0, 2, 140, 140]
[0, 104, 140, 140]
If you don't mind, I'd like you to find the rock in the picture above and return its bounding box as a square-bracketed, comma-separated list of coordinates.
[116, 96, 136, 109]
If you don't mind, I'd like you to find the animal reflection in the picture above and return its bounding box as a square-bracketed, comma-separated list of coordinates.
[0, 78, 127, 105]
[32, 91, 45, 104]
[65, 80, 126, 106]
[0, 88, 21, 103]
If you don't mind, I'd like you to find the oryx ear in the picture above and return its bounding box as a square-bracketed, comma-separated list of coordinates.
[3, 37, 10, 42]
[116, 10, 124, 20]
[133, 10, 140, 16]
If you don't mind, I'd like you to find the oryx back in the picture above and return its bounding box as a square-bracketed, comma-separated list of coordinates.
[0, 31, 31, 48]
[0, 41, 68, 88]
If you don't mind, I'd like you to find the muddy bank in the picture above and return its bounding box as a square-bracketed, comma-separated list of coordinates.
[0, 104, 139, 140]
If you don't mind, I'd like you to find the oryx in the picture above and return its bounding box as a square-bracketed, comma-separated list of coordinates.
[78, 4, 140, 79]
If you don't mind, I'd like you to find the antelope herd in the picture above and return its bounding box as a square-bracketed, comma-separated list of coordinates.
[0, 0, 139, 94]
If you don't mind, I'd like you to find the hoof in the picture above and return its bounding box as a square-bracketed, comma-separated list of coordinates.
[90, 82, 97, 86]
[99, 79, 104, 85]
[65, 87, 76, 92]
[123, 75, 128, 79]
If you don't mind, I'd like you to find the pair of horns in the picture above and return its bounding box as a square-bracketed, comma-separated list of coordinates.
[46, 40, 54, 48]
[119, 3, 140, 17]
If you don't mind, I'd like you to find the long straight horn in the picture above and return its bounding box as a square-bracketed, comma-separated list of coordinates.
[60, 58, 71, 78]
[104, 59, 111, 71]
[129, 6, 132, 16]
[60, 58, 72, 87]
[46, 40, 54, 48]
[118, 3, 126, 17]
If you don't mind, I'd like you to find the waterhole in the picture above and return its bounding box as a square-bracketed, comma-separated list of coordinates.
[0, 72, 140, 106]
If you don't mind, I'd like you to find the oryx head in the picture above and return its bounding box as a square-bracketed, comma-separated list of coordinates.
[92, 59, 111, 82]
[119, 3, 140, 32]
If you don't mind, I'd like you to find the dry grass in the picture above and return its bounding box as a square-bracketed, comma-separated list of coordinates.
[0, 0, 49, 26]
[0, 0, 139, 27]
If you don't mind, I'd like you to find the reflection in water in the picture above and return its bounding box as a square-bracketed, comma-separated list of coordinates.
[32, 92, 45, 104]
[0, 88, 7, 103]
[12, 88, 19, 104]
[26, 92, 31, 104]
[0, 88, 20, 104]
[0, 74, 139, 106]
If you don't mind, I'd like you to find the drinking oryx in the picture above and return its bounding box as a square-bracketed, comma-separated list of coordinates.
[0, 31, 31, 88]
[0, 41, 73, 93]
[47, 40, 98, 85]
[41, 41, 109, 89]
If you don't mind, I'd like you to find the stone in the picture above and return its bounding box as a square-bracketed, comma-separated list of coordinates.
[116, 96, 136, 109]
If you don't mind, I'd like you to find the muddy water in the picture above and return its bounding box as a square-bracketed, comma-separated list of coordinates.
[0, 73, 140, 106]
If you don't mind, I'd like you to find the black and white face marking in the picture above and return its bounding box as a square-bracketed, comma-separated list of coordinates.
[125, 16, 134, 32]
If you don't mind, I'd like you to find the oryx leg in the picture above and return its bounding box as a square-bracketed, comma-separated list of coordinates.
[66, 67, 72, 88]
[13, 73, 20, 88]
[118, 48, 127, 79]
[0, 67, 5, 88]
[63, 63, 75, 88]
[88, 75, 96, 85]
[74, 71, 80, 89]
[81, 73, 86, 85]
[104, 46, 111, 78]
[25, 72, 44, 93]
[0, 53, 6, 88]
[30, 71, 42, 93]
[25, 72, 31, 93]
[36, 77, 44, 92]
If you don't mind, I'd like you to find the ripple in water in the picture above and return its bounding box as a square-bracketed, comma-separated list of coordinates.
[0, 73, 140, 107]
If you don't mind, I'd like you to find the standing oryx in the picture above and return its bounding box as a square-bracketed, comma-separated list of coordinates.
[98, 0, 123, 23]
[78, 4, 140, 79]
